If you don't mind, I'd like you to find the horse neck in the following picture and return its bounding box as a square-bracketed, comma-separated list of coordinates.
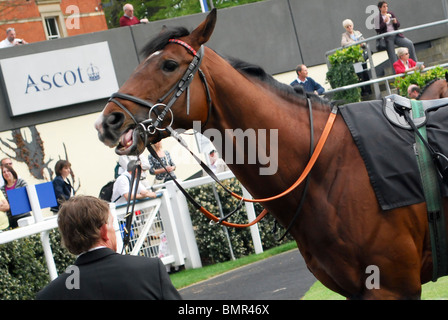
[199, 51, 332, 199]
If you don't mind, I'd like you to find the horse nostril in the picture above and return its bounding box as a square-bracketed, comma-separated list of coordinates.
[105, 112, 125, 130]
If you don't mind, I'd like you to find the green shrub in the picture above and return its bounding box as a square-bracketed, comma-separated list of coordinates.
[326, 45, 364, 103]
[392, 65, 447, 97]
[187, 178, 293, 266]
[0, 229, 75, 300]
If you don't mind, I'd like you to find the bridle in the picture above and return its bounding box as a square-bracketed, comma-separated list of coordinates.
[108, 39, 212, 151]
[109, 38, 212, 252]
[108, 38, 339, 252]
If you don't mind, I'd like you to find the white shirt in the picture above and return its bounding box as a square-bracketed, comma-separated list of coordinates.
[111, 171, 147, 204]
[0, 38, 22, 48]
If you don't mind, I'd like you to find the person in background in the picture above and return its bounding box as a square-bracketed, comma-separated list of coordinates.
[1, 164, 29, 228]
[407, 84, 421, 99]
[119, 3, 148, 27]
[36, 195, 181, 300]
[375, 1, 417, 64]
[117, 154, 151, 188]
[51, 160, 74, 213]
[290, 64, 325, 95]
[148, 141, 177, 185]
[112, 160, 156, 205]
[393, 47, 424, 74]
[341, 19, 372, 96]
[341, 19, 365, 47]
[208, 150, 229, 174]
[0, 188, 10, 231]
[0, 158, 14, 188]
[0, 28, 27, 48]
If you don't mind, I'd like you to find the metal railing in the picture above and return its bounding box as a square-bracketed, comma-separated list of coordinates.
[323, 63, 448, 98]
[325, 18, 448, 99]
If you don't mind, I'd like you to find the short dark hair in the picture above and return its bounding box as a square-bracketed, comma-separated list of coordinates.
[54, 160, 71, 176]
[57, 196, 110, 255]
[410, 86, 421, 93]
[295, 64, 304, 73]
[378, 1, 387, 9]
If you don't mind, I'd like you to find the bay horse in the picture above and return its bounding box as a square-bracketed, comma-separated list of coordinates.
[95, 9, 447, 299]
[418, 75, 448, 100]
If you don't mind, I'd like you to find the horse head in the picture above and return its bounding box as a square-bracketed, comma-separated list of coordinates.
[95, 9, 217, 155]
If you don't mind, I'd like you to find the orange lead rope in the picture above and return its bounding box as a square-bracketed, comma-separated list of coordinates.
[199, 106, 339, 228]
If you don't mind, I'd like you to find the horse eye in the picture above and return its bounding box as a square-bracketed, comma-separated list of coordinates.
[162, 60, 179, 72]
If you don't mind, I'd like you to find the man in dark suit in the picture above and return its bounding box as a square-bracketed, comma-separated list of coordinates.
[36, 195, 181, 300]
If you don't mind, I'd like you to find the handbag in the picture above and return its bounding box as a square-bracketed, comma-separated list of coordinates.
[376, 37, 387, 51]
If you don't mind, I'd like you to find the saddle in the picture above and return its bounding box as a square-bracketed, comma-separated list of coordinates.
[382, 94, 448, 281]
[383, 94, 448, 130]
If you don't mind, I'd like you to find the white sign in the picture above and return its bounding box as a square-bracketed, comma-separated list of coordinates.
[0, 42, 119, 116]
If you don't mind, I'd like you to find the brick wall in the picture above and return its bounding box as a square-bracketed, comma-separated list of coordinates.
[0, 0, 107, 43]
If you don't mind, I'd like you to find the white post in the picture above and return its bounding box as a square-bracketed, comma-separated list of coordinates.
[40, 231, 58, 280]
[158, 190, 185, 266]
[242, 186, 263, 254]
[109, 202, 123, 254]
[165, 181, 202, 269]
[26, 185, 58, 280]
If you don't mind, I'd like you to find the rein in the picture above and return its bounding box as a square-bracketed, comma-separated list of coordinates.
[108, 38, 338, 237]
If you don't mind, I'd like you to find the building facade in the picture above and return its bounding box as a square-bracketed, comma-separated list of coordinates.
[0, 0, 107, 43]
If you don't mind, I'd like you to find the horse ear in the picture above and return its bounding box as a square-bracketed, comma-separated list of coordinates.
[189, 8, 217, 47]
[159, 25, 168, 34]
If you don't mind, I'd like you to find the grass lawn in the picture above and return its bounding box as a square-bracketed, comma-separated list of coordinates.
[302, 276, 448, 300]
[169, 241, 297, 289]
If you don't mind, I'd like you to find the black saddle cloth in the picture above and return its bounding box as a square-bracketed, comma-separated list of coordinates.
[339, 99, 448, 211]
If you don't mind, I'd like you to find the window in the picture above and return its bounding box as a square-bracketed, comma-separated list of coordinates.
[45, 17, 60, 39]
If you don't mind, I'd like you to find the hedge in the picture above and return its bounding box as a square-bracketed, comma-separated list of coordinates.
[187, 178, 293, 266]
[0, 229, 74, 300]
[0, 178, 294, 298]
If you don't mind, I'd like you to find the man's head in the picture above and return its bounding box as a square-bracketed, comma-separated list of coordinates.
[295, 64, 309, 80]
[58, 196, 116, 255]
[0, 158, 12, 167]
[127, 160, 138, 172]
[5, 28, 16, 42]
[123, 3, 134, 17]
[407, 84, 421, 99]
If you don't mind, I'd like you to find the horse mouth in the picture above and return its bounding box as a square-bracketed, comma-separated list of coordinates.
[116, 128, 140, 155]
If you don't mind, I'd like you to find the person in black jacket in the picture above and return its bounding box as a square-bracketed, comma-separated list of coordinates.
[51, 160, 74, 212]
[36, 195, 181, 300]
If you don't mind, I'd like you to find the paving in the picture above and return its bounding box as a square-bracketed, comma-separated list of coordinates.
[179, 249, 317, 300]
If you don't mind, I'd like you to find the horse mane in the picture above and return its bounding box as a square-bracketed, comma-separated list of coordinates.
[226, 57, 328, 106]
[140, 27, 328, 106]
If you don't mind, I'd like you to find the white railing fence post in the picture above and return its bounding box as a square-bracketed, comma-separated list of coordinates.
[26, 185, 58, 280]
[241, 186, 263, 254]
[158, 189, 185, 266]
[165, 181, 202, 269]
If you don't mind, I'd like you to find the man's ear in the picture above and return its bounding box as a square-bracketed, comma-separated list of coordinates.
[100, 223, 109, 242]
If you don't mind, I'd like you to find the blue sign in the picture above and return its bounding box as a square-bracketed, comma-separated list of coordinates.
[7, 182, 57, 216]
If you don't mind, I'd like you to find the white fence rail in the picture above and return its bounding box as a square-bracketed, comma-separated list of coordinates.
[0, 171, 264, 281]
